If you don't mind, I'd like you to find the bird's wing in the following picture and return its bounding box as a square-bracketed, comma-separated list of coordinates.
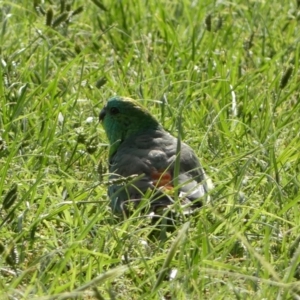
[108, 129, 212, 214]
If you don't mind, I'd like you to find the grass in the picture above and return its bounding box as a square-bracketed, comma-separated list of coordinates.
[0, 0, 300, 298]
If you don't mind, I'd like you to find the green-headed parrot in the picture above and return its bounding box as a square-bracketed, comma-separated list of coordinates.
[99, 96, 213, 215]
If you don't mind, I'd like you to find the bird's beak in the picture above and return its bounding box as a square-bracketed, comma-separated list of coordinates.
[99, 108, 106, 122]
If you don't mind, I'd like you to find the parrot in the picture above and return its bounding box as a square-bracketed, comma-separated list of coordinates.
[99, 96, 213, 215]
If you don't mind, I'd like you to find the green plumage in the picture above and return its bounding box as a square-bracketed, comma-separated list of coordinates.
[99, 96, 212, 215]
[100, 97, 161, 157]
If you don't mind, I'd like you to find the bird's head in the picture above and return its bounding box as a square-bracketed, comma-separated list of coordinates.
[99, 96, 160, 155]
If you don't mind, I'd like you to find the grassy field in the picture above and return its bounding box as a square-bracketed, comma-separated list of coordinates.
[0, 0, 300, 299]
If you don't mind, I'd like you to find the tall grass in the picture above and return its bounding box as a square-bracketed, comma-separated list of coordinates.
[0, 0, 299, 299]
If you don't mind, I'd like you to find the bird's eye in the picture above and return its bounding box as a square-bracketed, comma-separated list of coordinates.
[110, 107, 120, 115]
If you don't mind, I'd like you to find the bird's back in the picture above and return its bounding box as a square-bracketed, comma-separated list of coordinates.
[108, 129, 211, 214]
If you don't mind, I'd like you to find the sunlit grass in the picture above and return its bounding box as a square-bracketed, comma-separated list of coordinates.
[0, 0, 299, 299]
